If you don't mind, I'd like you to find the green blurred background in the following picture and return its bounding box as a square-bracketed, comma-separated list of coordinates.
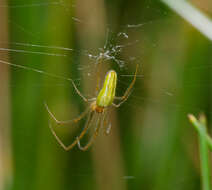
[0, 0, 212, 190]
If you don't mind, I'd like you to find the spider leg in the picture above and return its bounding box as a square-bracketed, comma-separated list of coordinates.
[102, 110, 111, 136]
[95, 57, 103, 95]
[49, 111, 95, 151]
[112, 90, 132, 108]
[70, 79, 96, 102]
[105, 123, 111, 135]
[77, 111, 106, 151]
[104, 117, 112, 136]
[113, 64, 138, 107]
[70, 79, 88, 102]
[44, 102, 90, 125]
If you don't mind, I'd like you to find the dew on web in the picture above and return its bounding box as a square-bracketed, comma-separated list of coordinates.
[0, 0, 207, 114]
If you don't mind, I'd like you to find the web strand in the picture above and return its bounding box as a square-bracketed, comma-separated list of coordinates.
[0, 59, 77, 83]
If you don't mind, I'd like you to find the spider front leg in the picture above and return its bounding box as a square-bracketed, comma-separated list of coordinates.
[44, 102, 90, 125]
[95, 57, 103, 95]
[112, 90, 132, 108]
[71, 79, 96, 103]
[113, 64, 138, 107]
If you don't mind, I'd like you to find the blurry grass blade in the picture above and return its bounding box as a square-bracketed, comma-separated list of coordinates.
[188, 114, 212, 151]
[188, 114, 211, 190]
[161, 0, 212, 41]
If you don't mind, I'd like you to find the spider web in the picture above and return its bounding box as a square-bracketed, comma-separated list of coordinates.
[0, 1, 210, 140]
[1, 0, 170, 98]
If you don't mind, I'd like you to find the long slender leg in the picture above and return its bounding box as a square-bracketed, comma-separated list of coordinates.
[95, 58, 103, 95]
[70, 79, 88, 102]
[99, 109, 111, 135]
[112, 90, 132, 108]
[114, 64, 138, 107]
[105, 123, 112, 135]
[103, 110, 112, 136]
[49, 111, 95, 151]
[44, 102, 90, 125]
[70, 79, 96, 102]
[77, 111, 106, 151]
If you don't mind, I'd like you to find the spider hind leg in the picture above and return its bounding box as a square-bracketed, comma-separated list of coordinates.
[77, 111, 106, 151]
[48, 110, 95, 151]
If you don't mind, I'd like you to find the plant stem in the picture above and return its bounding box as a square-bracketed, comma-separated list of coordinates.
[199, 124, 211, 190]
[188, 114, 211, 190]
[188, 114, 212, 151]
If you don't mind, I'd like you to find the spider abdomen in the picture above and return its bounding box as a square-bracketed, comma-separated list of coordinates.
[96, 70, 117, 107]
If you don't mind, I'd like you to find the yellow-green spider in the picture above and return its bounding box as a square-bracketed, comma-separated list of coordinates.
[44, 64, 138, 151]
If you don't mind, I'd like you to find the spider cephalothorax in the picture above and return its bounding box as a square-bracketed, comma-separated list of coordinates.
[91, 101, 104, 113]
[45, 65, 138, 151]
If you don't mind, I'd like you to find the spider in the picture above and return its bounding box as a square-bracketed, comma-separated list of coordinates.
[44, 64, 138, 151]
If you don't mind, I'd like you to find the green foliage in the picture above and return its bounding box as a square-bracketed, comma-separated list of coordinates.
[188, 114, 211, 190]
